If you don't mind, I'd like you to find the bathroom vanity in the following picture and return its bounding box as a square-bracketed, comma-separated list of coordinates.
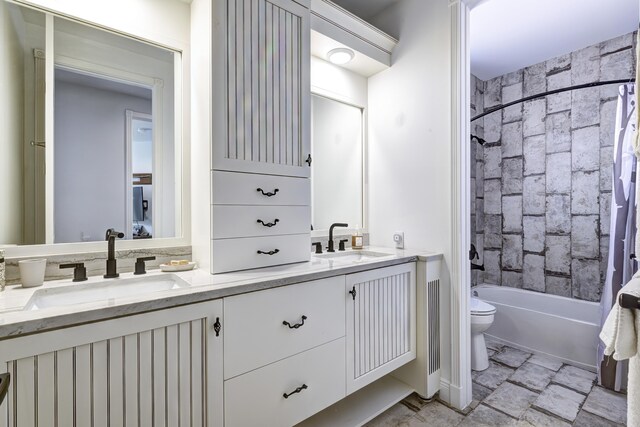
[0, 250, 441, 427]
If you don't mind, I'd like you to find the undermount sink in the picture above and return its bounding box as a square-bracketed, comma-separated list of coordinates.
[24, 274, 189, 311]
[314, 250, 393, 262]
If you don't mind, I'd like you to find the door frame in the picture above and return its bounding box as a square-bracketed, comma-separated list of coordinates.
[125, 110, 155, 240]
[447, 0, 472, 410]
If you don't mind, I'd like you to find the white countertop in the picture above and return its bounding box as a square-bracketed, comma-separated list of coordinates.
[0, 247, 441, 339]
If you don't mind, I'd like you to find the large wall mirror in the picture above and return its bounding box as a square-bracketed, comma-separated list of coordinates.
[311, 94, 365, 233]
[0, 0, 181, 248]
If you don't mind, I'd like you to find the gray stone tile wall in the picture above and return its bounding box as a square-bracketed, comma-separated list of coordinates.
[471, 31, 637, 301]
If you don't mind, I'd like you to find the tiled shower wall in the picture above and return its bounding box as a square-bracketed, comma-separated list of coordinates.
[471, 31, 638, 302]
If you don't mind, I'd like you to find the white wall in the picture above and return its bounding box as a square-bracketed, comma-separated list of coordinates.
[17, 0, 190, 49]
[189, 0, 212, 271]
[368, 0, 454, 386]
[311, 55, 368, 107]
[0, 1, 25, 245]
[54, 80, 151, 243]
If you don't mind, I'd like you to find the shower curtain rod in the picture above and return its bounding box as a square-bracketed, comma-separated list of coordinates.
[471, 78, 636, 123]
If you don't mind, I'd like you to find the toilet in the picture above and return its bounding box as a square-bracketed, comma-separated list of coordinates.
[470, 297, 497, 371]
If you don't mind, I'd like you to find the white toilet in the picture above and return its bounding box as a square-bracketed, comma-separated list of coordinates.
[470, 297, 497, 371]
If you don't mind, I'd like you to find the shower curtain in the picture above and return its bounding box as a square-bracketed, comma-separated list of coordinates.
[598, 83, 638, 391]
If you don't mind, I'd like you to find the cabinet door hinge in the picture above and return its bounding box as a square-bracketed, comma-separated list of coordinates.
[213, 317, 221, 337]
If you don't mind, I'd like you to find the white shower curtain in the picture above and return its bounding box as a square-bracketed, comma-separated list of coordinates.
[599, 83, 638, 391]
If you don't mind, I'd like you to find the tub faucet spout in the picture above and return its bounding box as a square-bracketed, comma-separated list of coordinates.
[471, 263, 485, 271]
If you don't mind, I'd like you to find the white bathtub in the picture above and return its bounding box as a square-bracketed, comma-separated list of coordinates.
[474, 285, 601, 371]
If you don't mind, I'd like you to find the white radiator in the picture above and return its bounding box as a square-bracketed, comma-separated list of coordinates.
[393, 257, 442, 399]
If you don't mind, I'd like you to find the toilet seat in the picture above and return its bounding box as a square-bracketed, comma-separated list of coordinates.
[470, 297, 496, 316]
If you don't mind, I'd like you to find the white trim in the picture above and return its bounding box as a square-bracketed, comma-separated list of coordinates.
[44, 14, 55, 244]
[445, 0, 472, 410]
[125, 110, 153, 240]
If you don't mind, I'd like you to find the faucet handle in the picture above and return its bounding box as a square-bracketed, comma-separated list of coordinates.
[312, 242, 322, 254]
[339, 239, 349, 251]
[134, 256, 156, 275]
[60, 263, 88, 282]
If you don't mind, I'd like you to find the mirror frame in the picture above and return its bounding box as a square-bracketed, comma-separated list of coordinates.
[309, 90, 368, 238]
[3, 0, 191, 257]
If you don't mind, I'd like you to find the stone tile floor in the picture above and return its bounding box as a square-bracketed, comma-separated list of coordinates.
[366, 341, 628, 426]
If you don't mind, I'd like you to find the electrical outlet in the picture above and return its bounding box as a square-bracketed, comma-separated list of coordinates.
[393, 231, 404, 249]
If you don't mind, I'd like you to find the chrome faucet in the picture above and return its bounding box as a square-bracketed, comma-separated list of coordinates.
[327, 223, 348, 252]
[104, 228, 124, 278]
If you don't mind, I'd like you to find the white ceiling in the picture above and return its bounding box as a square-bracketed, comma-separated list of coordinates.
[330, 0, 399, 21]
[471, 0, 639, 80]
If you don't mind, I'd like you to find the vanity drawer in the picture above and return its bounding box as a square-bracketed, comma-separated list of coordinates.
[223, 275, 345, 379]
[224, 338, 346, 427]
[212, 205, 310, 238]
[211, 234, 310, 273]
[212, 170, 310, 205]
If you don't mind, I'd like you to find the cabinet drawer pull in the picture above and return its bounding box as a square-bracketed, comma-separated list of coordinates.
[213, 317, 221, 337]
[349, 286, 357, 301]
[257, 218, 280, 228]
[257, 249, 280, 256]
[283, 315, 307, 329]
[283, 384, 308, 399]
[257, 188, 279, 197]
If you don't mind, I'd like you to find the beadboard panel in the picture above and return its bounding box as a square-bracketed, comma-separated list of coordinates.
[345, 263, 417, 394]
[213, 0, 310, 177]
[0, 301, 223, 427]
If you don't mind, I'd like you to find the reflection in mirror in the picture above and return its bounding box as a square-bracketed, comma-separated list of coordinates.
[0, 1, 180, 246]
[311, 94, 364, 232]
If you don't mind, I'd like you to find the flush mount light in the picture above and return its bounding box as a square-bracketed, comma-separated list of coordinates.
[327, 48, 355, 65]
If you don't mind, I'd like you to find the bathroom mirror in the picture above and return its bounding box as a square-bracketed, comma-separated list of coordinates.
[311, 94, 364, 232]
[0, 1, 180, 247]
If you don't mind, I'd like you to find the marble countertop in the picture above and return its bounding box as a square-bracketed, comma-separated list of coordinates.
[0, 247, 441, 340]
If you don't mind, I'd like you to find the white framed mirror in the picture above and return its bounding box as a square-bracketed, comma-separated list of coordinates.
[311, 93, 366, 234]
[0, 0, 186, 254]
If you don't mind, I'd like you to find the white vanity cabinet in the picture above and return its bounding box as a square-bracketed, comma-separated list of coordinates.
[222, 276, 346, 426]
[345, 263, 417, 394]
[223, 262, 417, 426]
[211, 0, 312, 274]
[0, 301, 224, 427]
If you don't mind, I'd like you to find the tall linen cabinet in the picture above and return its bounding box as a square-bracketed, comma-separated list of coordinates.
[211, 0, 312, 273]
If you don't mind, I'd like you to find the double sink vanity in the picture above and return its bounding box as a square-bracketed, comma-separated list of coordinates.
[0, 248, 441, 427]
[0, 0, 444, 425]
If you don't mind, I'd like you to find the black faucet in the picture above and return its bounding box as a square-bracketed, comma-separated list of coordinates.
[469, 243, 484, 271]
[327, 223, 348, 252]
[104, 228, 124, 278]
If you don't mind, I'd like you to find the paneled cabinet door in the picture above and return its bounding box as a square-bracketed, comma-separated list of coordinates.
[213, 0, 311, 178]
[0, 300, 224, 427]
[345, 263, 417, 394]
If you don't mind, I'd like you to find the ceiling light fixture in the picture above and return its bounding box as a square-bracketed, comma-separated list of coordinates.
[327, 48, 355, 65]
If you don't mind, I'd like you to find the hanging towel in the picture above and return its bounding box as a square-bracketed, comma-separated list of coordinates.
[600, 273, 640, 427]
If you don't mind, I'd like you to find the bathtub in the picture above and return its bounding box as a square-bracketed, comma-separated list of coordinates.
[473, 285, 601, 371]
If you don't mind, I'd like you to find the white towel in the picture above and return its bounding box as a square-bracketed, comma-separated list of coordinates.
[600, 273, 640, 427]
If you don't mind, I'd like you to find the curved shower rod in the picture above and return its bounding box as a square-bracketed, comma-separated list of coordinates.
[471, 78, 636, 123]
